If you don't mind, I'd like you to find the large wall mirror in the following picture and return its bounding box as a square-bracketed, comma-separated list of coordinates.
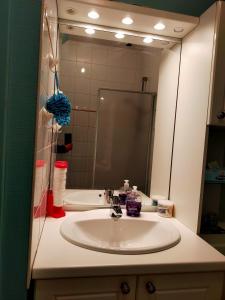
[56, 1, 184, 195]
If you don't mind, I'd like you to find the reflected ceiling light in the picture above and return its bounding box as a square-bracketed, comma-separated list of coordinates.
[115, 32, 125, 39]
[81, 67, 86, 73]
[100, 96, 104, 101]
[122, 17, 133, 25]
[143, 37, 153, 44]
[88, 10, 100, 19]
[85, 27, 95, 35]
[174, 26, 184, 33]
[154, 22, 166, 30]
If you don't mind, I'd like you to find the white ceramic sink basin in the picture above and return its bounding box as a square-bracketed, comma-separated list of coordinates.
[60, 210, 181, 254]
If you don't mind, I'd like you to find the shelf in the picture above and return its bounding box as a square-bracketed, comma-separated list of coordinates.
[205, 180, 225, 184]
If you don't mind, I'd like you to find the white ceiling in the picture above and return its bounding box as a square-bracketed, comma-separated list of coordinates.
[57, 0, 199, 49]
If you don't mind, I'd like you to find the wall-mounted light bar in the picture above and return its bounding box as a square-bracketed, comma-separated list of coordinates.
[58, 18, 181, 44]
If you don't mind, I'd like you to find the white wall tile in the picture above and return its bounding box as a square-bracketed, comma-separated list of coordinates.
[60, 40, 76, 61]
[91, 64, 108, 81]
[74, 77, 91, 94]
[76, 43, 92, 63]
[72, 92, 90, 107]
[90, 79, 109, 95]
[60, 59, 76, 77]
[74, 111, 89, 126]
[92, 45, 109, 65]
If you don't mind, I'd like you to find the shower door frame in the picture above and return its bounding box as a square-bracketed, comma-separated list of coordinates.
[92, 88, 156, 195]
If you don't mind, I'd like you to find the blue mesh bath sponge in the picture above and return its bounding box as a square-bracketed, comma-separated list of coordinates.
[45, 72, 71, 126]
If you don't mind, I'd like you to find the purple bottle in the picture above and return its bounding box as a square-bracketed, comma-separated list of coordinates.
[126, 186, 142, 217]
[119, 179, 131, 205]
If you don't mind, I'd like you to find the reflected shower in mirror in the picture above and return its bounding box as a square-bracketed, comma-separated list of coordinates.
[56, 35, 180, 195]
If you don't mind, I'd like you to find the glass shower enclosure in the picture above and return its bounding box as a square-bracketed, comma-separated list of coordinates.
[92, 88, 155, 194]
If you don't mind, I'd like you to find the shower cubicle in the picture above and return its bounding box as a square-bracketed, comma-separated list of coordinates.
[92, 88, 155, 194]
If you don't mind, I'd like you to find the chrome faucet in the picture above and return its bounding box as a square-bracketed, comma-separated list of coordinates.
[110, 196, 122, 220]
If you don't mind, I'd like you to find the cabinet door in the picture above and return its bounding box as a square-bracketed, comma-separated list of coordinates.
[34, 276, 136, 300]
[209, 2, 225, 125]
[136, 272, 224, 300]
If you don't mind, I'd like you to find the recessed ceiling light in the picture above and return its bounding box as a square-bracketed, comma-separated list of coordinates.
[143, 37, 153, 44]
[81, 67, 86, 73]
[154, 22, 166, 31]
[85, 27, 95, 35]
[88, 10, 99, 19]
[174, 27, 184, 33]
[122, 17, 133, 25]
[115, 32, 125, 39]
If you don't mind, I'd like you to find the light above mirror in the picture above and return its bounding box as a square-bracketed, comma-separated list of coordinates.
[122, 17, 134, 25]
[154, 22, 166, 30]
[143, 37, 154, 44]
[88, 10, 99, 20]
[115, 32, 125, 39]
[85, 27, 95, 35]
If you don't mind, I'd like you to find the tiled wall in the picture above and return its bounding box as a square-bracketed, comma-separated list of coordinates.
[29, 0, 58, 270]
[58, 39, 160, 189]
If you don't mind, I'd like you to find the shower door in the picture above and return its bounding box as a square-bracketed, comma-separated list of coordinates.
[93, 89, 155, 194]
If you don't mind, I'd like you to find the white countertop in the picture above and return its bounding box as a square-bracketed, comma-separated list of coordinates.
[32, 211, 225, 279]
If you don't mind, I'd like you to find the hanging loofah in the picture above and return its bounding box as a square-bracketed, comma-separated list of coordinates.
[45, 72, 71, 126]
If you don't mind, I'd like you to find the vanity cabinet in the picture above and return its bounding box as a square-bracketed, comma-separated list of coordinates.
[136, 273, 224, 300]
[34, 272, 224, 300]
[34, 276, 136, 300]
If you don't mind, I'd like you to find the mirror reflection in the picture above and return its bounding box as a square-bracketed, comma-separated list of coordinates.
[56, 27, 181, 195]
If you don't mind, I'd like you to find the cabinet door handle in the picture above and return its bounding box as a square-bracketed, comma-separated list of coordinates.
[146, 281, 156, 294]
[120, 282, 130, 294]
[217, 111, 225, 119]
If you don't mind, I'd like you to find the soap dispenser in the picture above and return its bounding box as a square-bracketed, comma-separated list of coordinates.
[126, 186, 142, 217]
[119, 179, 131, 205]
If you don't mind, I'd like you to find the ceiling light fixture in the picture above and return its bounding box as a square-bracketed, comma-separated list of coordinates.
[115, 32, 125, 39]
[143, 37, 153, 44]
[88, 10, 100, 19]
[122, 17, 133, 25]
[81, 67, 86, 73]
[85, 27, 95, 35]
[154, 22, 166, 31]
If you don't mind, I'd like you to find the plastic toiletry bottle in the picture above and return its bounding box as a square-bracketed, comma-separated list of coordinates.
[119, 179, 131, 205]
[126, 186, 142, 217]
[151, 195, 166, 212]
[52, 160, 68, 218]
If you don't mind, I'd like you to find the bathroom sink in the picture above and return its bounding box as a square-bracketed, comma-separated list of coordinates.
[60, 210, 181, 254]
